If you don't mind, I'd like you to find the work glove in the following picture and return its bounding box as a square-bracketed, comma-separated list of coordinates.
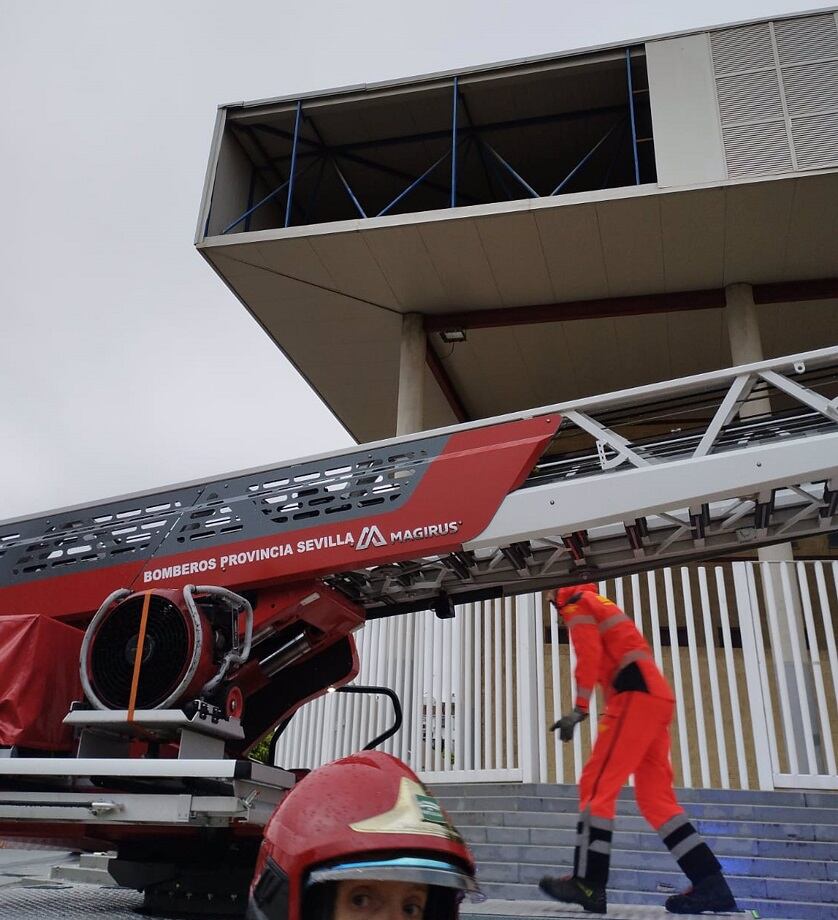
[550, 708, 588, 742]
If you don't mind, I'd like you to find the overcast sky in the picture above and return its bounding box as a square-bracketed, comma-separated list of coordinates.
[0, 1, 831, 522]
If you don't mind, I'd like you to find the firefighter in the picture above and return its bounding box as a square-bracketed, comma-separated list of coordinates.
[539, 583, 738, 915]
[247, 750, 480, 920]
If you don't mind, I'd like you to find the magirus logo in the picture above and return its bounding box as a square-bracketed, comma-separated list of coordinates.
[356, 524, 387, 551]
[355, 520, 461, 551]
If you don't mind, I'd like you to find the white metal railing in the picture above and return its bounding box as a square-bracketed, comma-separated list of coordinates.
[272, 561, 838, 791]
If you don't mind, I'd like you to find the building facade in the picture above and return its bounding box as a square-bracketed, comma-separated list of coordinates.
[197, 9, 838, 790]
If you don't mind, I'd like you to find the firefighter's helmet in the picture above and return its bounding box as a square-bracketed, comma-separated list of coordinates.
[247, 751, 480, 920]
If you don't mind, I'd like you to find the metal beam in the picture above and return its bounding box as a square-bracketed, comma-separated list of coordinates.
[425, 289, 724, 331]
[425, 340, 469, 423]
[257, 103, 627, 161]
[425, 278, 838, 331]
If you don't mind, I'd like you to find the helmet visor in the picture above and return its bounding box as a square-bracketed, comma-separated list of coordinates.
[307, 856, 483, 902]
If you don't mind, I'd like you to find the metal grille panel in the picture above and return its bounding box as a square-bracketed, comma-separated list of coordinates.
[791, 111, 838, 170]
[710, 22, 775, 74]
[721, 120, 793, 177]
[774, 12, 838, 65]
[783, 60, 838, 116]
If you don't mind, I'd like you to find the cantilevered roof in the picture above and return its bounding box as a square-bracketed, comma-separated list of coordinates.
[198, 171, 838, 442]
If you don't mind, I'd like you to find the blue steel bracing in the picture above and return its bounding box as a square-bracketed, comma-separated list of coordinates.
[625, 48, 641, 185]
[285, 101, 303, 228]
[478, 137, 539, 197]
[377, 151, 451, 217]
[244, 168, 257, 232]
[221, 158, 317, 235]
[332, 158, 367, 217]
[451, 76, 459, 208]
[550, 119, 624, 195]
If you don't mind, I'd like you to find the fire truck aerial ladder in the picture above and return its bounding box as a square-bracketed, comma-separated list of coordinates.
[0, 344, 836, 914]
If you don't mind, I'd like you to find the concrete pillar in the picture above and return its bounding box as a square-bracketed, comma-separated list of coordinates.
[724, 283, 771, 417]
[396, 313, 426, 436]
[725, 283, 821, 772]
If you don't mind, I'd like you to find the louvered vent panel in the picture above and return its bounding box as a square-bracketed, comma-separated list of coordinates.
[774, 13, 838, 65]
[783, 60, 838, 116]
[711, 23, 775, 74]
[791, 112, 838, 169]
[721, 121, 794, 177]
[716, 70, 785, 123]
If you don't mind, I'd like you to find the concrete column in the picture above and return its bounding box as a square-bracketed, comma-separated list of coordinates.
[724, 283, 771, 417]
[395, 313, 426, 436]
[725, 283, 821, 771]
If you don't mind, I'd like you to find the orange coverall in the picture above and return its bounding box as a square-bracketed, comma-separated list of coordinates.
[556, 583, 721, 889]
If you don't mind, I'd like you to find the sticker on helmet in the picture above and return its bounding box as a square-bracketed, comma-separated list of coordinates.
[415, 794, 446, 825]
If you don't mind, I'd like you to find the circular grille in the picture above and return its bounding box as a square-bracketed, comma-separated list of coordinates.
[88, 594, 192, 709]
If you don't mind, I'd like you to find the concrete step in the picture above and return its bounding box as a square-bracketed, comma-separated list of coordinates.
[474, 882, 833, 920]
[458, 823, 838, 859]
[433, 782, 838, 810]
[467, 842, 838, 881]
[461, 899, 763, 920]
[449, 809, 838, 841]
[477, 861, 837, 904]
[437, 795, 838, 825]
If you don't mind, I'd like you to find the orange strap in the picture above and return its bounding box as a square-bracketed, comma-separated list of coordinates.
[127, 591, 152, 722]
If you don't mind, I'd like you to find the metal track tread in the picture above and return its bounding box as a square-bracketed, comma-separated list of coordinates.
[0, 883, 143, 917]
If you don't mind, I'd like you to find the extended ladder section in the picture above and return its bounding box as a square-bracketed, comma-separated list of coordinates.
[1, 347, 836, 622]
[339, 346, 838, 614]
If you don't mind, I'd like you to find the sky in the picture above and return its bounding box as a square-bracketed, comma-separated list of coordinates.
[0, 0, 832, 522]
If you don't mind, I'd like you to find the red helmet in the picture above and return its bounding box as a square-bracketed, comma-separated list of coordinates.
[555, 583, 598, 608]
[247, 751, 480, 920]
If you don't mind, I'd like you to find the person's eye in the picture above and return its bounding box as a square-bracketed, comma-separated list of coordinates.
[350, 892, 373, 909]
[403, 901, 424, 918]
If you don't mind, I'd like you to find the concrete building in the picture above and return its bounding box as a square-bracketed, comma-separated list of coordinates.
[196, 7, 838, 805]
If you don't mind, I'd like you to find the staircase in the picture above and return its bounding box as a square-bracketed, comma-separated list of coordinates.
[431, 783, 838, 920]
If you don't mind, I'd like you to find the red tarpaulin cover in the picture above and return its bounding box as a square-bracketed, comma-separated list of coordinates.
[0, 615, 84, 751]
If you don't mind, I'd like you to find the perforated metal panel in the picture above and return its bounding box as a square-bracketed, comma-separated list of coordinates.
[710, 12, 838, 177]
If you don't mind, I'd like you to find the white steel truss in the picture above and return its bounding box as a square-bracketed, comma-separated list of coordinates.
[334, 346, 838, 613]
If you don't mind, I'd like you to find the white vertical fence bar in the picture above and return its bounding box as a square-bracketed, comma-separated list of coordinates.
[798, 563, 837, 777]
[493, 600, 502, 770]
[716, 567, 749, 789]
[664, 567, 691, 786]
[473, 602, 483, 772]
[779, 563, 818, 775]
[647, 571, 664, 670]
[820, 563, 838, 719]
[682, 567, 710, 786]
[631, 573, 643, 632]
[761, 561, 800, 775]
[463, 604, 473, 771]
[483, 601, 493, 770]
[432, 617, 443, 772]
[516, 593, 538, 783]
[698, 567, 729, 787]
[745, 563, 780, 781]
[443, 615, 453, 773]
[504, 598, 514, 769]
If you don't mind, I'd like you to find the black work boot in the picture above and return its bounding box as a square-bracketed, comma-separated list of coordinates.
[539, 875, 607, 913]
[665, 871, 737, 914]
